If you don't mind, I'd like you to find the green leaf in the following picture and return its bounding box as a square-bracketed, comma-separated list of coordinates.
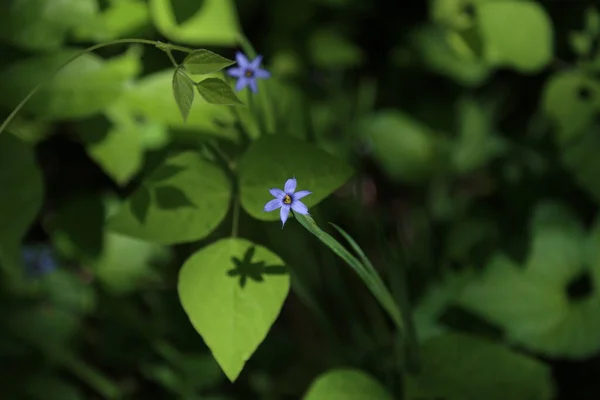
[0, 0, 97, 51]
[0, 49, 141, 120]
[196, 78, 243, 105]
[178, 238, 290, 381]
[308, 29, 364, 69]
[404, 332, 555, 400]
[358, 111, 438, 182]
[41, 269, 96, 315]
[238, 135, 353, 221]
[83, 120, 146, 186]
[173, 67, 195, 122]
[409, 26, 491, 87]
[108, 151, 232, 244]
[115, 69, 238, 138]
[149, 0, 241, 46]
[569, 31, 592, 57]
[458, 204, 600, 358]
[561, 127, 600, 203]
[92, 232, 170, 294]
[303, 369, 392, 400]
[73, 0, 150, 42]
[476, 1, 553, 72]
[183, 50, 236, 75]
[585, 7, 600, 35]
[451, 97, 506, 173]
[0, 134, 43, 280]
[542, 71, 600, 144]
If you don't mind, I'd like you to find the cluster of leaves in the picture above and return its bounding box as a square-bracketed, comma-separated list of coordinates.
[3, 0, 600, 399]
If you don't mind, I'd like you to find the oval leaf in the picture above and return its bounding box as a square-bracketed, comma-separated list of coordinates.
[238, 135, 353, 221]
[196, 78, 242, 105]
[183, 49, 235, 75]
[303, 369, 392, 400]
[178, 238, 290, 381]
[173, 67, 195, 122]
[107, 152, 232, 245]
[477, 1, 553, 72]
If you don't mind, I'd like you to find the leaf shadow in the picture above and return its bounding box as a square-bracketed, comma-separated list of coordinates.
[227, 247, 287, 288]
[154, 185, 196, 210]
[131, 185, 151, 224]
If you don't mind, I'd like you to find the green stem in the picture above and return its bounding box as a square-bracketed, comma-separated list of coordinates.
[0, 38, 194, 137]
[63, 355, 122, 399]
[165, 49, 179, 68]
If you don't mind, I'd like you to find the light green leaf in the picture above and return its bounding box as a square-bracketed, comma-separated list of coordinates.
[74, 0, 149, 42]
[0, 49, 141, 120]
[108, 151, 232, 244]
[183, 50, 236, 75]
[542, 71, 600, 144]
[92, 232, 170, 294]
[238, 135, 353, 221]
[196, 78, 243, 105]
[358, 111, 438, 182]
[173, 67, 195, 122]
[115, 69, 237, 138]
[0, 0, 97, 51]
[404, 332, 555, 400]
[83, 120, 146, 186]
[303, 369, 392, 400]
[308, 29, 364, 69]
[178, 238, 290, 381]
[477, 1, 553, 72]
[149, 0, 241, 46]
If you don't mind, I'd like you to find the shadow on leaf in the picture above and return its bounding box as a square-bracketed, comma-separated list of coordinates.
[131, 185, 151, 224]
[171, 0, 206, 25]
[149, 164, 186, 183]
[227, 247, 287, 288]
[154, 185, 196, 210]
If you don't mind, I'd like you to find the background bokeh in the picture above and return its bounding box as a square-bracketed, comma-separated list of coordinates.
[1, 0, 600, 399]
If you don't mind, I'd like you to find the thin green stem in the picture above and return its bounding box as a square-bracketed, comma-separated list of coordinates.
[63, 355, 122, 399]
[0, 38, 194, 137]
[165, 49, 179, 68]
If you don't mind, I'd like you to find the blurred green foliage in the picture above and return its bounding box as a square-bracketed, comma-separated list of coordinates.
[2, 0, 600, 399]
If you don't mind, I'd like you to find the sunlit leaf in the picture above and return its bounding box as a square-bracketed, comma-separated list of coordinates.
[178, 238, 289, 381]
[196, 78, 243, 105]
[303, 369, 392, 400]
[183, 50, 235, 75]
[173, 67, 195, 122]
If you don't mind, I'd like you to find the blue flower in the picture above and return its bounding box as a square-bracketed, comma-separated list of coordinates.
[22, 245, 58, 277]
[264, 178, 311, 227]
[227, 51, 271, 93]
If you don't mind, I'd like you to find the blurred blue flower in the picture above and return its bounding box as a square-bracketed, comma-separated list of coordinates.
[264, 178, 311, 227]
[227, 52, 271, 93]
[22, 245, 58, 277]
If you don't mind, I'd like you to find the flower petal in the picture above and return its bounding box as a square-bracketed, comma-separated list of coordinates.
[264, 198, 282, 212]
[236, 51, 249, 69]
[293, 190, 311, 200]
[249, 55, 263, 70]
[227, 67, 244, 78]
[280, 205, 290, 227]
[284, 178, 297, 194]
[254, 68, 271, 79]
[291, 200, 309, 215]
[269, 188, 285, 199]
[235, 77, 249, 92]
[248, 79, 258, 93]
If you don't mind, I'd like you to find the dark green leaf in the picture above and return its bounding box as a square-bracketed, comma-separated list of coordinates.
[183, 50, 235, 75]
[172, 67, 195, 122]
[196, 78, 243, 105]
[154, 186, 196, 210]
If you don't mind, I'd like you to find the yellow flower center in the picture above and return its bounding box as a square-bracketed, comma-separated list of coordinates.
[283, 194, 292, 205]
[245, 69, 254, 78]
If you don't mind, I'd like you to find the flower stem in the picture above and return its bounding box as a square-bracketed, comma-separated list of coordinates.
[0, 38, 194, 137]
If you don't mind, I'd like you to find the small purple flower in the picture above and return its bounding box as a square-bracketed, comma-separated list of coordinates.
[226, 52, 271, 93]
[264, 178, 311, 227]
[22, 245, 57, 277]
